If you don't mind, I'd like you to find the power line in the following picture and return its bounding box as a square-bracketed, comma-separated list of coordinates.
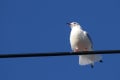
[0, 50, 120, 58]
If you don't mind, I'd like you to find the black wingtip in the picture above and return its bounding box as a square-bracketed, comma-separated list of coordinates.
[91, 64, 94, 68]
[99, 60, 103, 63]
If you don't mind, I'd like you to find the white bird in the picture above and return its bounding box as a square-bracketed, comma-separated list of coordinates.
[67, 22, 102, 68]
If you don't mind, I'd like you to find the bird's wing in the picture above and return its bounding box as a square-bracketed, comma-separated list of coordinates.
[84, 31, 93, 48]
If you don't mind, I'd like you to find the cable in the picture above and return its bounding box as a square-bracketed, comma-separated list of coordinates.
[0, 50, 120, 58]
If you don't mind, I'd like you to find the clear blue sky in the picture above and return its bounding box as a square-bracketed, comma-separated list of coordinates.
[1, 0, 120, 80]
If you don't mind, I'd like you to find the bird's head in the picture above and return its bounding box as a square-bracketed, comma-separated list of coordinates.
[67, 22, 82, 29]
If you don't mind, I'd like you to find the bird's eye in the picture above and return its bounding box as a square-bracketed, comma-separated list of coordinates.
[74, 22, 76, 24]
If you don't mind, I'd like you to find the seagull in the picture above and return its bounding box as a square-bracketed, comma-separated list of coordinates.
[67, 22, 102, 68]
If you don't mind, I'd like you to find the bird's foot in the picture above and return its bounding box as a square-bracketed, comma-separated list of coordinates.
[84, 48, 88, 51]
[74, 48, 80, 52]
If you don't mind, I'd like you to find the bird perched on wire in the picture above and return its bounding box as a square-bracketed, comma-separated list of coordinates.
[67, 22, 102, 68]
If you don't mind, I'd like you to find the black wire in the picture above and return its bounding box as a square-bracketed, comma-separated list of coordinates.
[0, 50, 120, 58]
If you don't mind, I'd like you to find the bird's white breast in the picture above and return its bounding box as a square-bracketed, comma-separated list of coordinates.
[70, 27, 91, 51]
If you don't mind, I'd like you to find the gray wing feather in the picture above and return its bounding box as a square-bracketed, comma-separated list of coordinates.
[85, 32, 93, 48]
[86, 33, 93, 44]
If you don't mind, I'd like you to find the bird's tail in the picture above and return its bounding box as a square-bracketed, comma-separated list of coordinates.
[79, 54, 102, 65]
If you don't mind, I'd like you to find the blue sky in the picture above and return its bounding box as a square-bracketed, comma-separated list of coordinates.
[0, 0, 120, 80]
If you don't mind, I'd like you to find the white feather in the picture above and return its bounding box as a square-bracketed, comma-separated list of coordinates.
[69, 22, 102, 66]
